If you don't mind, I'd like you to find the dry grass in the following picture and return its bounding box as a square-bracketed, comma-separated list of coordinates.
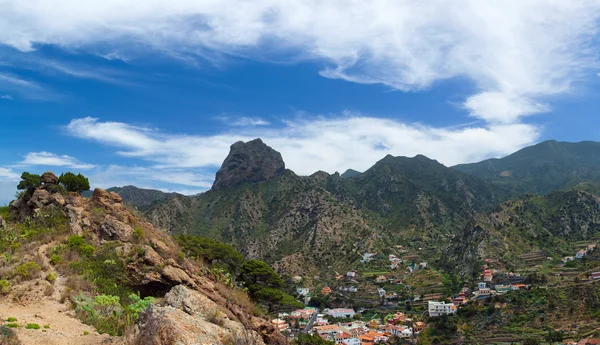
[44, 284, 55, 297]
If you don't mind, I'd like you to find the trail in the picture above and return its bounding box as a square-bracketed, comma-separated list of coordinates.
[0, 242, 118, 345]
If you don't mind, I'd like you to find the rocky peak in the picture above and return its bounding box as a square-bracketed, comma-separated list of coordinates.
[41, 171, 59, 185]
[212, 138, 286, 190]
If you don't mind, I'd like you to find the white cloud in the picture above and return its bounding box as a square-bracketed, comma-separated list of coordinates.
[0, 167, 19, 181]
[218, 116, 271, 127]
[0, 73, 57, 100]
[0, 95, 13, 100]
[20, 152, 95, 169]
[66, 115, 540, 175]
[0, 1, 598, 122]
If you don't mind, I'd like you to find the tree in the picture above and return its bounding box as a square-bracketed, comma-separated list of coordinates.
[239, 260, 299, 312]
[58, 172, 90, 194]
[545, 329, 564, 343]
[522, 338, 539, 345]
[177, 235, 245, 276]
[294, 334, 334, 345]
[17, 172, 41, 190]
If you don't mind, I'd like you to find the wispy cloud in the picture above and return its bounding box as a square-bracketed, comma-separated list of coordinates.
[218, 116, 271, 127]
[0, 167, 19, 181]
[0, 95, 12, 100]
[0, 73, 58, 100]
[65, 115, 539, 175]
[0, 1, 598, 123]
[20, 152, 95, 169]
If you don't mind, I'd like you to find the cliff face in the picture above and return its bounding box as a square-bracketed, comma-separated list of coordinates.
[1, 172, 284, 345]
[213, 139, 286, 190]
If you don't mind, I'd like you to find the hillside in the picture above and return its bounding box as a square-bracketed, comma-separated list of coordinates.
[453, 140, 600, 195]
[84, 186, 182, 211]
[146, 139, 508, 276]
[444, 189, 600, 276]
[0, 172, 285, 345]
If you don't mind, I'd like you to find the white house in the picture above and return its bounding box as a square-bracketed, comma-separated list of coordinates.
[325, 308, 356, 318]
[341, 338, 361, 345]
[428, 301, 457, 317]
[346, 271, 357, 279]
[377, 288, 386, 297]
[360, 253, 375, 263]
[297, 288, 310, 296]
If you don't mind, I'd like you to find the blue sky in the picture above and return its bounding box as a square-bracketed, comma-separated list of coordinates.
[1, 1, 600, 204]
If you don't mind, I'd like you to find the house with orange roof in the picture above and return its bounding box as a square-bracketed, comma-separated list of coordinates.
[483, 269, 493, 282]
[321, 286, 332, 295]
[413, 321, 425, 333]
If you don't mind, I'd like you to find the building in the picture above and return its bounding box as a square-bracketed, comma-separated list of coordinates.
[495, 284, 511, 294]
[321, 286, 332, 295]
[413, 322, 425, 333]
[375, 275, 387, 283]
[334, 332, 352, 344]
[562, 256, 575, 264]
[428, 301, 457, 317]
[576, 250, 587, 259]
[377, 288, 386, 297]
[297, 288, 310, 296]
[477, 288, 491, 298]
[483, 269, 493, 282]
[341, 338, 361, 345]
[360, 253, 375, 263]
[325, 308, 356, 319]
[291, 308, 315, 320]
[271, 319, 289, 331]
[358, 331, 387, 345]
[590, 272, 600, 280]
[347, 271, 357, 279]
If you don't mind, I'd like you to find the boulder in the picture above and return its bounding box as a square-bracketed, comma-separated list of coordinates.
[164, 285, 220, 317]
[98, 215, 134, 241]
[132, 305, 264, 345]
[143, 246, 164, 266]
[27, 188, 51, 209]
[91, 188, 123, 208]
[0, 215, 5, 229]
[161, 265, 195, 286]
[41, 171, 59, 185]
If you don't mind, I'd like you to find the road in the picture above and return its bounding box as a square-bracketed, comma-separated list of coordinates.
[302, 308, 319, 333]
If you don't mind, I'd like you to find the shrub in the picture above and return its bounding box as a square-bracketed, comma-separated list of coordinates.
[73, 293, 155, 336]
[15, 262, 41, 279]
[25, 324, 40, 330]
[67, 235, 95, 256]
[0, 325, 21, 345]
[44, 285, 55, 297]
[133, 226, 144, 243]
[43, 324, 50, 329]
[46, 272, 58, 284]
[0, 280, 10, 295]
[17, 172, 41, 190]
[0, 206, 9, 220]
[5, 323, 18, 328]
[6, 318, 17, 322]
[206, 309, 225, 326]
[49, 254, 62, 265]
[83, 331, 89, 336]
[58, 172, 90, 194]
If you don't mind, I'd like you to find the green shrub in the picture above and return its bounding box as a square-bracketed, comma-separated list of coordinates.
[133, 226, 144, 243]
[6, 317, 17, 322]
[15, 262, 41, 279]
[46, 272, 58, 284]
[67, 235, 95, 256]
[0, 280, 10, 295]
[43, 324, 50, 329]
[73, 293, 155, 336]
[0, 206, 9, 220]
[58, 172, 90, 194]
[5, 323, 18, 328]
[18, 208, 70, 242]
[83, 331, 89, 336]
[25, 324, 40, 330]
[49, 254, 62, 265]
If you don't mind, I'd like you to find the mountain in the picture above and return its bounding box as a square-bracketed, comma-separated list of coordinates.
[453, 140, 600, 195]
[444, 189, 600, 276]
[340, 169, 361, 178]
[85, 186, 182, 211]
[146, 139, 506, 275]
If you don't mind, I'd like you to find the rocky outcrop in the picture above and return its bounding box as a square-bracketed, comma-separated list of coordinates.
[0, 215, 6, 229]
[131, 285, 266, 345]
[212, 139, 286, 190]
[41, 171, 59, 185]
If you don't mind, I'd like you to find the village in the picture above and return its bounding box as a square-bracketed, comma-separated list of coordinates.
[271, 242, 600, 344]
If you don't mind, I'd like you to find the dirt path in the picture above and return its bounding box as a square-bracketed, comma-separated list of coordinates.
[0, 242, 119, 345]
[0, 299, 115, 345]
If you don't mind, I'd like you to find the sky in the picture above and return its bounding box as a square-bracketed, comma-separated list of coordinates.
[1, 0, 600, 204]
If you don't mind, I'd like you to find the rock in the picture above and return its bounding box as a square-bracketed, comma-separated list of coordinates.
[143, 246, 164, 266]
[162, 265, 195, 286]
[132, 305, 264, 345]
[164, 285, 220, 317]
[41, 171, 59, 185]
[0, 215, 5, 229]
[27, 188, 51, 209]
[91, 188, 123, 208]
[66, 204, 86, 234]
[212, 138, 286, 190]
[99, 215, 134, 241]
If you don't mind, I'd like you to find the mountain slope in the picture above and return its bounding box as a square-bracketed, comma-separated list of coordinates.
[85, 186, 182, 211]
[453, 140, 600, 195]
[146, 139, 507, 275]
[444, 189, 600, 275]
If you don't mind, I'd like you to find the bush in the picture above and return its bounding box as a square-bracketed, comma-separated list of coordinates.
[206, 309, 225, 326]
[58, 172, 90, 194]
[17, 172, 41, 190]
[133, 226, 144, 243]
[0, 280, 10, 295]
[73, 293, 155, 336]
[6, 318, 17, 322]
[15, 262, 41, 279]
[67, 235, 95, 256]
[5, 323, 18, 328]
[25, 324, 40, 330]
[46, 272, 58, 284]
[0, 325, 22, 345]
[49, 254, 62, 265]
